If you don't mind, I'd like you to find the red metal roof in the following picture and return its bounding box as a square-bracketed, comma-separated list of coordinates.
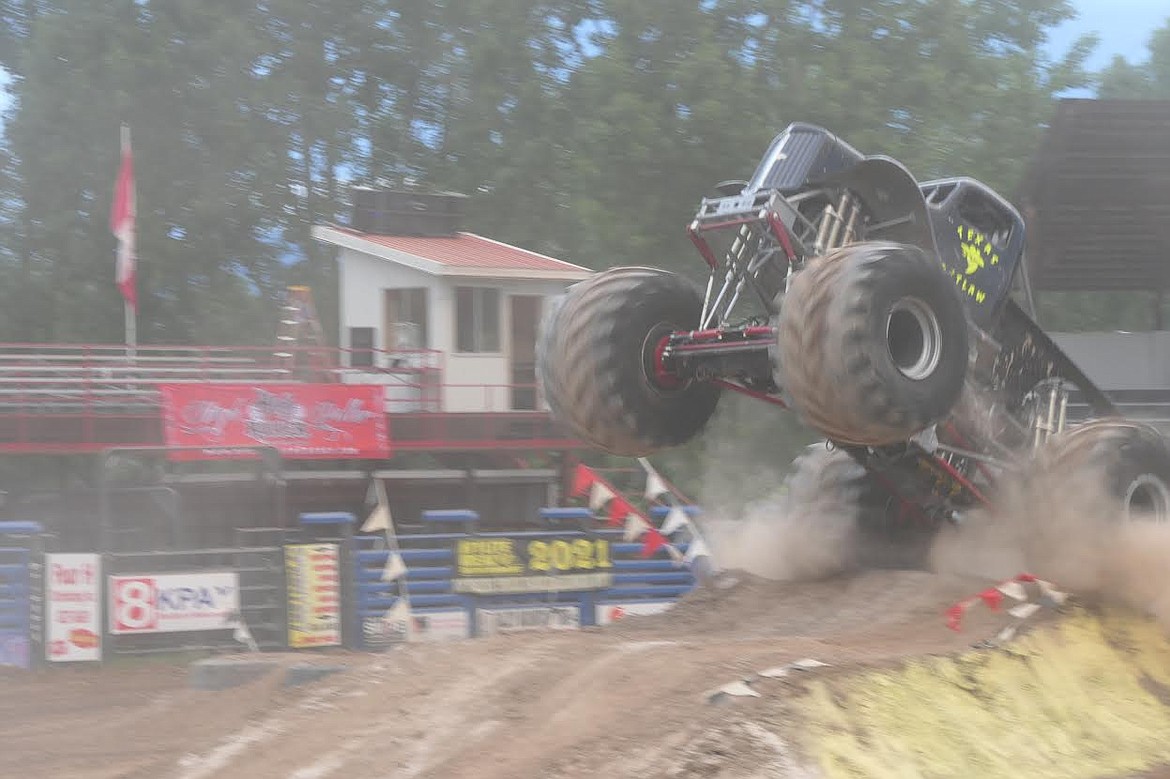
[329, 226, 589, 275]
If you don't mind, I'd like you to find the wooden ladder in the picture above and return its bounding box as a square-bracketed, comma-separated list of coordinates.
[276, 285, 334, 380]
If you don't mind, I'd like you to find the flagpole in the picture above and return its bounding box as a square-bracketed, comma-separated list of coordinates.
[125, 300, 136, 354]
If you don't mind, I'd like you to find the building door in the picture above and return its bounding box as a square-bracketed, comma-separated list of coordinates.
[509, 296, 542, 411]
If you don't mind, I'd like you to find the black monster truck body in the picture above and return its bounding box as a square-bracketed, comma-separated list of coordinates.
[538, 123, 1170, 549]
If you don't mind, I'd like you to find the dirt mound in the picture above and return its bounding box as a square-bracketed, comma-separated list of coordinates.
[1, 567, 1028, 779]
[614, 568, 996, 641]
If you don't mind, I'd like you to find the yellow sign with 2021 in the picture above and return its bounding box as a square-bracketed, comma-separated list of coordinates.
[453, 537, 614, 594]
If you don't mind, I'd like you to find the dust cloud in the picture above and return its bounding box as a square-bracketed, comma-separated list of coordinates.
[701, 489, 859, 582]
[698, 438, 861, 582]
[931, 455, 1170, 626]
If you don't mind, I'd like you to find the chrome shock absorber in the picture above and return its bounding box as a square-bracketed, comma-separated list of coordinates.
[1031, 379, 1069, 450]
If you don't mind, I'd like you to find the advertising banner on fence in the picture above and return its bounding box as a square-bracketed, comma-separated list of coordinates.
[0, 547, 31, 669]
[409, 610, 471, 643]
[46, 554, 102, 662]
[159, 383, 390, 460]
[0, 634, 28, 669]
[452, 536, 614, 595]
[595, 601, 675, 626]
[286, 543, 341, 648]
[109, 571, 240, 634]
[476, 605, 581, 636]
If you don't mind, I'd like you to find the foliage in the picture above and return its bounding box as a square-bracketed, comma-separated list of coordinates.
[0, 0, 1144, 487]
[1097, 17, 1170, 98]
[0, 0, 1103, 344]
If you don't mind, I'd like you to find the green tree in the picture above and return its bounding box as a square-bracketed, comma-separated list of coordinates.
[1097, 18, 1170, 98]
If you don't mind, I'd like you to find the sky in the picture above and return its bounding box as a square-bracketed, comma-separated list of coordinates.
[1050, 0, 1166, 85]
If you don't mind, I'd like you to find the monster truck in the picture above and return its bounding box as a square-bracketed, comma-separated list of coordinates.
[537, 122, 1170, 563]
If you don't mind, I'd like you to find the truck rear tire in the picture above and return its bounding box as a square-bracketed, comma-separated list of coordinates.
[1039, 419, 1170, 523]
[782, 443, 937, 571]
[777, 241, 969, 446]
[537, 267, 721, 457]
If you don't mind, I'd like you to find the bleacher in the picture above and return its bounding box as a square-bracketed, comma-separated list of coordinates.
[0, 343, 442, 415]
[0, 346, 296, 414]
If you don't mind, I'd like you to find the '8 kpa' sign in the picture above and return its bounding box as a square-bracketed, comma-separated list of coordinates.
[110, 572, 240, 634]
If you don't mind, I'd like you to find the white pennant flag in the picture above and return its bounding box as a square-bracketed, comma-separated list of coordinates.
[589, 481, 616, 512]
[382, 552, 407, 582]
[623, 513, 650, 542]
[383, 597, 412, 640]
[1038, 579, 1067, 605]
[232, 619, 259, 653]
[1008, 602, 1041, 620]
[643, 470, 670, 502]
[706, 680, 760, 700]
[683, 531, 706, 561]
[361, 501, 391, 533]
[996, 580, 1028, 602]
[684, 535, 710, 564]
[659, 506, 690, 537]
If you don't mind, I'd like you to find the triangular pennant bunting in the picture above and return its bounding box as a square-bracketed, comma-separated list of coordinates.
[1008, 602, 1042, 620]
[640, 528, 668, 558]
[642, 468, 670, 502]
[1038, 580, 1067, 605]
[608, 496, 632, 527]
[571, 464, 595, 498]
[683, 535, 709, 564]
[589, 481, 616, 512]
[945, 601, 971, 632]
[232, 615, 259, 652]
[382, 552, 407, 582]
[361, 502, 391, 533]
[383, 597, 412, 639]
[659, 506, 690, 537]
[708, 680, 760, 699]
[623, 513, 649, 542]
[978, 588, 1004, 611]
[996, 580, 1028, 602]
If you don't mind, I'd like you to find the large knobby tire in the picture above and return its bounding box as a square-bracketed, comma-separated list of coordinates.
[777, 241, 969, 446]
[782, 443, 937, 571]
[536, 267, 721, 457]
[1038, 419, 1170, 523]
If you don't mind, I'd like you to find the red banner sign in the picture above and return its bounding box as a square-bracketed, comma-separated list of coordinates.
[159, 384, 389, 460]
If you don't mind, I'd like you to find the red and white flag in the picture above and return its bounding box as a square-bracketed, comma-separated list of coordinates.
[109, 124, 136, 310]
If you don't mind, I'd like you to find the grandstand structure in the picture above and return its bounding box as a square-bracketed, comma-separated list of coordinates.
[1020, 99, 1170, 431]
[0, 194, 593, 544]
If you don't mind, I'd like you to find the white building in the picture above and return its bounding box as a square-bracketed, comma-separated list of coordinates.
[312, 224, 591, 413]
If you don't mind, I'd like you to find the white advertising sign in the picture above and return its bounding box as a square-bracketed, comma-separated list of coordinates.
[595, 601, 675, 626]
[409, 609, 471, 643]
[109, 571, 240, 634]
[476, 605, 580, 636]
[46, 554, 102, 662]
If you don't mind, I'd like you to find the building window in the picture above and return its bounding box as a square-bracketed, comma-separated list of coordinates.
[349, 327, 375, 368]
[455, 287, 500, 353]
[384, 288, 429, 349]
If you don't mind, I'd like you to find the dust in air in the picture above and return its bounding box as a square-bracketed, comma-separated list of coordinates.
[697, 432, 1170, 627]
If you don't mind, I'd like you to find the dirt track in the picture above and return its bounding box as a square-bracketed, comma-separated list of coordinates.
[1, 569, 1047, 779]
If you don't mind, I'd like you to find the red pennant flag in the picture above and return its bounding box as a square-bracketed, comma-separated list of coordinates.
[979, 588, 1004, 611]
[640, 528, 667, 558]
[109, 124, 137, 311]
[945, 602, 967, 632]
[571, 464, 595, 498]
[607, 496, 631, 527]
